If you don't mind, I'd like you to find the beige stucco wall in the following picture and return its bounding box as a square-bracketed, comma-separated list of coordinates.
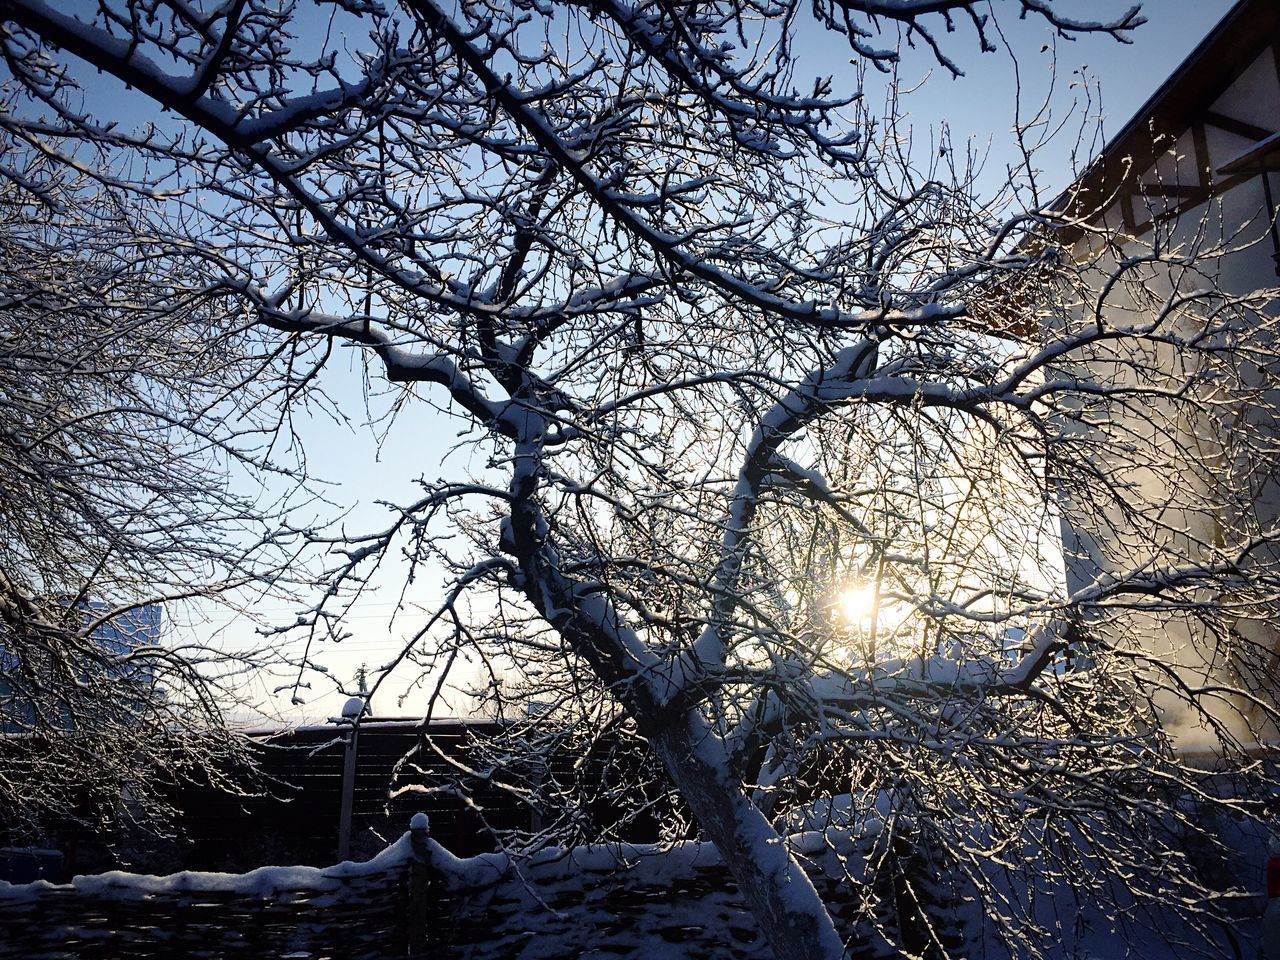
[1057, 44, 1280, 746]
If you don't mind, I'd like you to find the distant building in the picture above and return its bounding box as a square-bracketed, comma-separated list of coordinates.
[84, 601, 163, 654]
[0, 601, 162, 734]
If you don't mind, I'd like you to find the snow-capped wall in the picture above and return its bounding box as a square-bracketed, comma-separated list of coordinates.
[0, 817, 921, 960]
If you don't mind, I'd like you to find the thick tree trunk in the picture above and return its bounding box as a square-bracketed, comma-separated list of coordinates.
[643, 714, 847, 960]
[508, 458, 845, 960]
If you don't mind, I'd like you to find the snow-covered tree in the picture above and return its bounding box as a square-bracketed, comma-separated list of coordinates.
[0, 158, 291, 843]
[0, 1, 1275, 957]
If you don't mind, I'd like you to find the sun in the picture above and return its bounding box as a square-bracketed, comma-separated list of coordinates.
[837, 583, 878, 627]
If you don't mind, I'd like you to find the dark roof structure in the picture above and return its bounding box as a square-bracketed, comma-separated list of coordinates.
[1059, 0, 1280, 231]
[969, 0, 1280, 339]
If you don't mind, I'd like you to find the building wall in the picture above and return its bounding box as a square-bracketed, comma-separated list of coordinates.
[0, 602, 163, 734]
[1057, 40, 1280, 745]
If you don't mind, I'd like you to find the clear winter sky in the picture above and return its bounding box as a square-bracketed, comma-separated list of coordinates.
[46, 0, 1239, 724]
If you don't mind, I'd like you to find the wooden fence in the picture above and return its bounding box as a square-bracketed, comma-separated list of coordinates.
[159, 719, 680, 872]
[0, 819, 428, 960]
[0, 815, 912, 960]
[172, 720, 529, 869]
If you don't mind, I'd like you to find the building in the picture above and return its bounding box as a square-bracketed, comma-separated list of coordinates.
[1058, 0, 1278, 284]
[83, 601, 162, 657]
[0, 601, 162, 734]
[1047, 0, 1280, 744]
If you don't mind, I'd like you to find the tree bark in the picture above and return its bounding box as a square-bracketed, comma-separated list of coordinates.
[644, 715, 847, 960]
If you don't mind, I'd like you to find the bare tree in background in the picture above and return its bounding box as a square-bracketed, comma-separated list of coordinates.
[0, 159, 295, 845]
[1, 0, 1277, 957]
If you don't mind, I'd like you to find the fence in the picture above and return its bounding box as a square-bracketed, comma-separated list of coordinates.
[163, 719, 671, 872]
[173, 720, 529, 869]
[0, 818, 428, 960]
[0, 815, 910, 960]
